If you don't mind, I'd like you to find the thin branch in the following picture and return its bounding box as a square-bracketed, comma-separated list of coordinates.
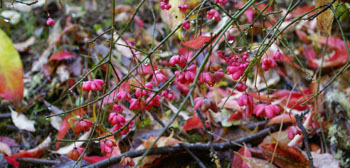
[296, 111, 313, 168]
[84, 125, 279, 168]
[180, 143, 207, 168]
[0, 113, 11, 119]
[16, 158, 60, 165]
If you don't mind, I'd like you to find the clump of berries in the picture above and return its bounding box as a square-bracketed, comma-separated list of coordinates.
[82, 79, 104, 92]
[198, 63, 224, 86]
[161, 90, 176, 101]
[178, 4, 188, 12]
[194, 97, 219, 113]
[100, 139, 118, 157]
[121, 157, 135, 167]
[207, 9, 221, 22]
[238, 93, 254, 118]
[253, 104, 280, 118]
[236, 83, 247, 92]
[67, 147, 84, 161]
[182, 20, 190, 30]
[169, 54, 187, 68]
[261, 50, 282, 71]
[160, 0, 171, 10]
[153, 70, 167, 85]
[175, 65, 197, 84]
[108, 105, 134, 135]
[215, 0, 227, 5]
[73, 119, 93, 135]
[220, 52, 250, 80]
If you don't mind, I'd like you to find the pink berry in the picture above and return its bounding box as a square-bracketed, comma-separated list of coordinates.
[207, 9, 221, 22]
[116, 91, 131, 100]
[182, 20, 190, 30]
[215, 0, 227, 5]
[82, 81, 92, 91]
[145, 82, 153, 89]
[113, 104, 123, 113]
[161, 91, 168, 97]
[236, 83, 247, 92]
[46, 17, 55, 26]
[129, 98, 141, 110]
[135, 88, 142, 98]
[178, 4, 189, 12]
[273, 50, 282, 60]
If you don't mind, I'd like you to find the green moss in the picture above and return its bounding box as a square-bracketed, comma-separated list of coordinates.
[325, 89, 350, 118]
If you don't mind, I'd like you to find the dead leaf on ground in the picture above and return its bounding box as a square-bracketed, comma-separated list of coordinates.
[134, 136, 181, 167]
[0, 142, 11, 156]
[52, 130, 91, 155]
[259, 131, 291, 147]
[10, 107, 35, 132]
[312, 152, 340, 168]
[315, 0, 334, 35]
[13, 36, 35, 52]
[232, 146, 252, 168]
[260, 143, 309, 168]
[4, 136, 51, 167]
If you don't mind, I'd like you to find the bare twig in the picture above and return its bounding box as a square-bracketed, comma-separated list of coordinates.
[180, 143, 207, 168]
[84, 125, 278, 168]
[295, 111, 314, 168]
[16, 158, 60, 165]
[0, 113, 11, 119]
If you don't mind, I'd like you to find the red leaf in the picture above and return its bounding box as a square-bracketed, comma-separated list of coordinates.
[260, 143, 309, 168]
[273, 89, 312, 111]
[49, 50, 76, 61]
[296, 30, 310, 43]
[303, 46, 318, 68]
[5, 150, 43, 167]
[181, 36, 211, 49]
[291, 5, 315, 17]
[56, 109, 86, 149]
[309, 36, 350, 68]
[4, 136, 50, 167]
[227, 112, 243, 121]
[182, 116, 203, 131]
[232, 146, 252, 168]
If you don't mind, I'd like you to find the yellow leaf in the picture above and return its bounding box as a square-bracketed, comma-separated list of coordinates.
[315, 0, 334, 35]
[0, 29, 23, 102]
[160, 0, 201, 39]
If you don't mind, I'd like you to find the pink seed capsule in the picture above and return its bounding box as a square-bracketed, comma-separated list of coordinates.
[46, 17, 55, 26]
[178, 4, 189, 12]
[182, 20, 190, 30]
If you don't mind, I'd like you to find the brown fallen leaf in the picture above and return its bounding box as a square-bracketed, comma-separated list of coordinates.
[315, 0, 334, 35]
[13, 36, 35, 52]
[260, 143, 309, 168]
